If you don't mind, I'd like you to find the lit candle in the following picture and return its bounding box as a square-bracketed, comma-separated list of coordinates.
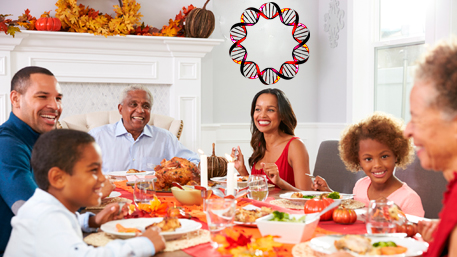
[225, 154, 235, 196]
[198, 149, 208, 189]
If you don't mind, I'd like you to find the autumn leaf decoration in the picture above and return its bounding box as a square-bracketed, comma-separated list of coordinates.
[136, 195, 169, 217]
[149, 4, 195, 37]
[55, 0, 143, 37]
[0, 14, 21, 37]
[214, 229, 283, 257]
[17, 9, 37, 30]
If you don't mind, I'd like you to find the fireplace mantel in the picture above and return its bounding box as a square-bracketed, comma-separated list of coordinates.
[0, 31, 223, 152]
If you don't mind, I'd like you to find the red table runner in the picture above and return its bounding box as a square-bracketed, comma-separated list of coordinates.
[112, 182, 367, 257]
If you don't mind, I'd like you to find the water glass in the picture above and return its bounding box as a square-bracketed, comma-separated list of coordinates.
[366, 200, 397, 234]
[248, 174, 269, 201]
[133, 179, 156, 207]
[206, 198, 236, 248]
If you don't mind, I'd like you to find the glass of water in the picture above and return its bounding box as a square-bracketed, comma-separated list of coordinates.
[366, 200, 397, 234]
[133, 179, 156, 207]
[248, 174, 269, 201]
[206, 198, 236, 248]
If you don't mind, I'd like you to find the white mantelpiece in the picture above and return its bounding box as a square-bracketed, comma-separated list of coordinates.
[0, 31, 223, 152]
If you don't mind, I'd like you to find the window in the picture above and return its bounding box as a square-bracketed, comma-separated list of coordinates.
[373, 0, 426, 121]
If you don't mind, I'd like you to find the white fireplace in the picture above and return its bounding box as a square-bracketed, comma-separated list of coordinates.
[0, 31, 222, 152]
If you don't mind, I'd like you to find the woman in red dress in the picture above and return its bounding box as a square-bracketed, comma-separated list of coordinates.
[231, 88, 312, 191]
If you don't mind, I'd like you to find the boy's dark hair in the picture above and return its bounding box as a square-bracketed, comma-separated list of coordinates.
[32, 129, 95, 190]
[11, 66, 54, 94]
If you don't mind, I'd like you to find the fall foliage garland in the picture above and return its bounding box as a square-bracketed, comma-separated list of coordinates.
[1, 0, 195, 38]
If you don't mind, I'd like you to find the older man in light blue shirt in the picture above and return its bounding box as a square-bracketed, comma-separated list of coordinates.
[89, 85, 199, 173]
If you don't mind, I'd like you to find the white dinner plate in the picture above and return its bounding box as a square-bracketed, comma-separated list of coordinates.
[101, 217, 202, 240]
[309, 235, 428, 256]
[108, 170, 155, 177]
[211, 176, 247, 183]
[353, 210, 431, 224]
[405, 214, 431, 224]
[279, 191, 354, 201]
[234, 204, 262, 227]
[105, 191, 121, 199]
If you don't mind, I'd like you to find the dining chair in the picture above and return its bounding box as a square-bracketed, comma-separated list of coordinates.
[313, 140, 366, 194]
[57, 110, 183, 139]
[395, 154, 447, 219]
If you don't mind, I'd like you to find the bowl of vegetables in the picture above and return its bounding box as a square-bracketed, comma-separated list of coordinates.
[256, 211, 320, 244]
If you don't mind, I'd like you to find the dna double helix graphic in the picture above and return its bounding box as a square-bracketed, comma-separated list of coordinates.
[229, 2, 310, 85]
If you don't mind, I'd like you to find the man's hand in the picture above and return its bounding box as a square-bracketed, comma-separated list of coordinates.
[101, 177, 116, 199]
[89, 203, 128, 228]
[140, 226, 166, 252]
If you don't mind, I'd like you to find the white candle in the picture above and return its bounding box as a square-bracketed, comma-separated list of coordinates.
[226, 162, 236, 196]
[198, 149, 208, 189]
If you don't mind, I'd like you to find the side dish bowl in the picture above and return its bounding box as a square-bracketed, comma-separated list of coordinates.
[256, 213, 320, 244]
[171, 186, 203, 205]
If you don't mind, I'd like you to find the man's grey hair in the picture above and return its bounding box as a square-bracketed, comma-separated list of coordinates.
[119, 85, 153, 105]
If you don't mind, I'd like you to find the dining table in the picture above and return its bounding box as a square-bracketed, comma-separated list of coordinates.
[88, 181, 382, 257]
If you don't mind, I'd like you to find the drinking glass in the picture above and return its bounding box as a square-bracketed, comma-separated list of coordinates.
[133, 179, 156, 207]
[206, 198, 236, 248]
[247, 174, 269, 201]
[366, 200, 397, 234]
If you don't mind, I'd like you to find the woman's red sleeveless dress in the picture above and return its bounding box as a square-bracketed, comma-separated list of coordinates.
[251, 137, 299, 188]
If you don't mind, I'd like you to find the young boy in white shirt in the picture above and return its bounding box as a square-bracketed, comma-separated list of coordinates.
[4, 129, 165, 256]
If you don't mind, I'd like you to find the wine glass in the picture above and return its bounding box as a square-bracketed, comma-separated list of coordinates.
[206, 198, 236, 248]
[247, 174, 269, 201]
[366, 199, 404, 234]
[133, 179, 156, 207]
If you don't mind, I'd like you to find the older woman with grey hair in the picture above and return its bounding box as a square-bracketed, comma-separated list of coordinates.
[327, 39, 457, 257]
[402, 39, 457, 256]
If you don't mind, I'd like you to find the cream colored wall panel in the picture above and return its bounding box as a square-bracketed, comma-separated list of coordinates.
[178, 62, 198, 80]
[30, 58, 158, 83]
[0, 94, 7, 125]
[0, 57, 6, 76]
[179, 96, 198, 152]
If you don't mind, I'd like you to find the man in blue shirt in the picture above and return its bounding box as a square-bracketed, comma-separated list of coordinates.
[0, 66, 63, 254]
[89, 85, 199, 173]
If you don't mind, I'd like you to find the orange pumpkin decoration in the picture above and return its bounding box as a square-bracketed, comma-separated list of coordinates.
[185, 0, 215, 38]
[36, 17, 61, 31]
[304, 197, 335, 221]
[332, 207, 357, 224]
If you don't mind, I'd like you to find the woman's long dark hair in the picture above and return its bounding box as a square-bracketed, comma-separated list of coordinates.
[248, 88, 297, 168]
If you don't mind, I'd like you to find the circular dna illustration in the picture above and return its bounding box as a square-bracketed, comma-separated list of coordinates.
[229, 2, 310, 85]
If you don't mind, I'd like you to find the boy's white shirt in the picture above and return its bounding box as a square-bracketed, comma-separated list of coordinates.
[4, 188, 155, 257]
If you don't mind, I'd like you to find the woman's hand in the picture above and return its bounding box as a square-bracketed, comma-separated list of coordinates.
[418, 219, 440, 242]
[312, 176, 332, 192]
[231, 146, 248, 175]
[261, 163, 282, 185]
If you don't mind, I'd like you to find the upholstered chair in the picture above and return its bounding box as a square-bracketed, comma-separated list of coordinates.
[58, 110, 183, 139]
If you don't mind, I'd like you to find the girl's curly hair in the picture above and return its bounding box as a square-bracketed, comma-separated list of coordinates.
[338, 112, 414, 172]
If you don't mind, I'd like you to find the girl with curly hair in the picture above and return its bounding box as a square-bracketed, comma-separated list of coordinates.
[231, 88, 313, 191]
[313, 112, 424, 217]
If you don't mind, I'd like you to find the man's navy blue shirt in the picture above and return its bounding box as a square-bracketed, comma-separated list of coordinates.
[0, 113, 39, 254]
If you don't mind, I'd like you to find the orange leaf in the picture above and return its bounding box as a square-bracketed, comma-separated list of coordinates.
[40, 11, 51, 18]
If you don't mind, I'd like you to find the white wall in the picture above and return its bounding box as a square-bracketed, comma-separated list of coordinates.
[316, 0, 348, 123]
[0, 0, 348, 170]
